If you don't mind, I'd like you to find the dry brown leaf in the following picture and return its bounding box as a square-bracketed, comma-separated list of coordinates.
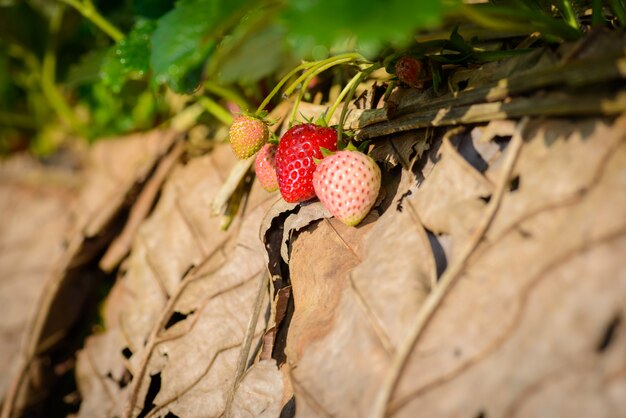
[0, 155, 78, 400]
[75, 330, 129, 418]
[76, 143, 279, 418]
[387, 115, 626, 417]
[73, 129, 179, 238]
[276, 114, 625, 417]
[102, 147, 238, 352]
[411, 134, 494, 261]
[282, 173, 435, 417]
[459, 48, 557, 90]
[1, 129, 180, 418]
[229, 360, 284, 418]
[369, 130, 430, 170]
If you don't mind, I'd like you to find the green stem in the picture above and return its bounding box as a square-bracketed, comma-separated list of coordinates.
[608, 0, 626, 25]
[59, 0, 124, 42]
[256, 52, 363, 114]
[287, 68, 322, 126]
[591, 0, 605, 26]
[204, 80, 250, 112]
[283, 53, 363, 97]
[41, 5, 86, 136]
[255, 62, 315, 114]
[325, 68, 366, 125]
[198, 96, 234, 126]
[0, 112, 38, 129]
[336, 64, 380, 144]
[555, 0, 580, 30]
[288, 57, 360, 125]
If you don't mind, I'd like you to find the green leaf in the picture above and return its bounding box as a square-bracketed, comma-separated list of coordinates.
[217, 25, 286, 85]
[132, 0, 176, 19]
[66, 49, 108, 87]
[281, 0, 442, 57]
[101, 19, 157, 93]
[150, 0, 253, 93]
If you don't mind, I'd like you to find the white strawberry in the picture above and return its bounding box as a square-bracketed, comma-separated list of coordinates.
[313, 150, 381, 226]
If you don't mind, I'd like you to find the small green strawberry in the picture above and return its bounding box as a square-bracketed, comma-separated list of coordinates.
[313, 150, 381, 226]
[229, 115, 269, 159]
[255, 143, 278, 192]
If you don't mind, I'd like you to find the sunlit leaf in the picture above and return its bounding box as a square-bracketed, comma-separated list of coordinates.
[65, 49, 107, 87]
[150, 0, 254, 93]
[281, 0, 442, 57]
[217, 25, 287, 85]
[101, 19, 156, 93]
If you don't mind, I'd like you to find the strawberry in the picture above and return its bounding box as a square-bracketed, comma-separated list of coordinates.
[313, 150, 381, 226]
[394, 55, 424, 89]
[229, 115, 269, 159]
[255, 143, 279, 192]
[275, 123, 338, 203]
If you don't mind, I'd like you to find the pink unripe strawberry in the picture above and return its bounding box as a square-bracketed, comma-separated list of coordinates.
[313, 150, 381, 226]
[255, 143, 279, 192]
[229, 115, 269, 159]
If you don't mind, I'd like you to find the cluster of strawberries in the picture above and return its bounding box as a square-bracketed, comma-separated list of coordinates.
[229, 115, 381, 226]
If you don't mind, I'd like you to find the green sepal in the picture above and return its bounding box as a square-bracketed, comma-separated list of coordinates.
[383, 79, 396, 101]
[430, 60, 442, 92]
[299, 112, 315, 124]
[315, 112, 328, 127]
[264, 117, 279, 126]
[313, 157, 323, 165]
[268, 132, 279, 145]
[337, 130, 355, 150]
[240, 110, 267, 122]
[319, 147, 335, 157]
[345, 142, 358, 151]
[337, 135, 347, 150]
[357, 141, 371, 153]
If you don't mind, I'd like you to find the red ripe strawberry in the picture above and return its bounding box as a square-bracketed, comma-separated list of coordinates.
[255, 144, 278, 192]
[313, 150, 381, 226]
[229, 115, 269, 159]
[275, 123, 338, 203]
[394, 55, 423, 89]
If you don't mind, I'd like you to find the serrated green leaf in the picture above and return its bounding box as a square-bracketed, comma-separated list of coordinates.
[150, 0, 253, 93]
[281, 0, 442, 57]
[66, 49, 108, 87]
[101, 19, 156, 93]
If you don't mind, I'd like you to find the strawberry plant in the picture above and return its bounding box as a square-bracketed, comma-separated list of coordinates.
[2, 0, 626, 416]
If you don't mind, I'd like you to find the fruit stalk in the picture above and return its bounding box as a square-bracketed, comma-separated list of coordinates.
[257, 53, 365, 117]
[336, 63, 380, 143]
[59, 0, 124, 41]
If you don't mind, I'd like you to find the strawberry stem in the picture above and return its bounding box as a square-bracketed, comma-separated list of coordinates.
[325, 67, 366, 126]
[288, 56, 364, 125]
[198, 96, 234, 126]
[256, 52, 364, 115]
[337, 63, 381, 144]
[204, 80, 250, 112]
[256, 62, 315, 114]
